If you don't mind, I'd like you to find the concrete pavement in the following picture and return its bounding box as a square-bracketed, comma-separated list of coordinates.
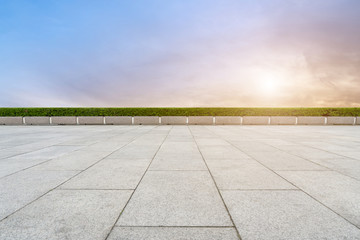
[0, 125, 359, 239]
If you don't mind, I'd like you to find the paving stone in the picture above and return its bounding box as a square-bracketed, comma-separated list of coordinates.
[161, 116, 187, 125]
[51, 116, 77, 125]
[198, 145, 251, 160]
[24, 117, 50, 125]
[117, 171, 232, 226]
[278, 171, 360, 227]
[105, 116, 132, 125]
[150, 141, 206, 170]
[270, 116, 297, 125]
[108, 227, 239, 240]
[0, 157, 51, 178]
[297, 116, 326, 125]
[242, 116, 269, 125]
[247, 151, 327, 171]
[206, 159, 296, 190]
[0, 169, 77, 220]
[230, 141, 278, 152]
[188, 116, 213, 125]
[327, 117, 355, 125]
[309, 158, 360, 180]
[0, 117, 23, 125]
[35, 150, 111, 171]
[0, 190, 132, 240]
[78, 116, 104, 125]
[61, 158, 151, 189]
[134, 116, 159, 125]
[10, 145, 82, 160]
[215, 116, 242, 125]
[222, 190, 360, 240]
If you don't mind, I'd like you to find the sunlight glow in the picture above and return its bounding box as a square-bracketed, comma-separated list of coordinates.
[256, 72, 285, 95]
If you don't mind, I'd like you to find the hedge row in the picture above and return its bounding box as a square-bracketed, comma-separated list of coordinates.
[0, 108, 359, 116]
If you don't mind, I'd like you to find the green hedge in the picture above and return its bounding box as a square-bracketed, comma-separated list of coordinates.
[0, 107, 359, 116]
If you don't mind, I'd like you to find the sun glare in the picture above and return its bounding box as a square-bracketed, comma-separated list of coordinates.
[256, 72, 285, 95]
[261, 78, 279, 93]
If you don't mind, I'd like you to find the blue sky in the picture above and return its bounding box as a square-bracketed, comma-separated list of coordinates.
[1, 0, 360, 107]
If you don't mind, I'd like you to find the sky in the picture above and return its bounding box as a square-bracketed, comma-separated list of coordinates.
[1, 0, 360, 107]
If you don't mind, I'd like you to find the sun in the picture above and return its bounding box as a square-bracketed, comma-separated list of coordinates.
[256, 72, 285, 95]
[261, 78, 279, 93]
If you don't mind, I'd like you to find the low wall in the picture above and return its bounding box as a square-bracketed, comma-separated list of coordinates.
[0, 116, 358, 125]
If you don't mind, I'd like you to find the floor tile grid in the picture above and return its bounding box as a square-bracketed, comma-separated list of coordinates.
[216, 126, 360, 181]
[0, 126, 156, 223]
[188, 126, 242, 240]
[0, 126, 141, 180]
[104, 126, 173, 240]
[205, 125, 360, 231]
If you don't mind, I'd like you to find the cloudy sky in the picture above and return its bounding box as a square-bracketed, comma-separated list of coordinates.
[1, 0, 360, 107]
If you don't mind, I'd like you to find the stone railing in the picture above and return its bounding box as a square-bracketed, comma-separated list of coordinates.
[0, 116, 359, 125]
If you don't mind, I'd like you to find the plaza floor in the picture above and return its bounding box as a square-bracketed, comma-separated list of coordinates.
[0, 125, 359, 240]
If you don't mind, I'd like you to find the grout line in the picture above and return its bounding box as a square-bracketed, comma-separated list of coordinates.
[104, 125, 173, 240]
[148, 169, 207, 172]
[220, 189, 302, 191]
[76, 117, 79, 125]
[188, 126, 243, 240]
[58, 188, 135, 191]
[114, 225, 236, 228]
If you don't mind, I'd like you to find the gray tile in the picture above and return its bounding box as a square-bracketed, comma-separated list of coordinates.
[11, 145, 82, 160]
[0, 157, 51, 178]
[149, 157, 206, 171]
[206, 159, 296, 190]
[0, 169, 77, 220]
[61, 158, 151, 189]
[306, 157, 360, 180]
[198, 145, 251, 160]
[35, 150, 111, 171]
[247, 151, 327, 171]
[278, 171, 360, 227]
[117, 171, 232, 226]
[222, 190, 360, 240]
[108, 227, 239, 240]
[0, 190, 132, 240]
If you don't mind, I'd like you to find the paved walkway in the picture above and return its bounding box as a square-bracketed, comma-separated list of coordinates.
[0, 125, 359, 239]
